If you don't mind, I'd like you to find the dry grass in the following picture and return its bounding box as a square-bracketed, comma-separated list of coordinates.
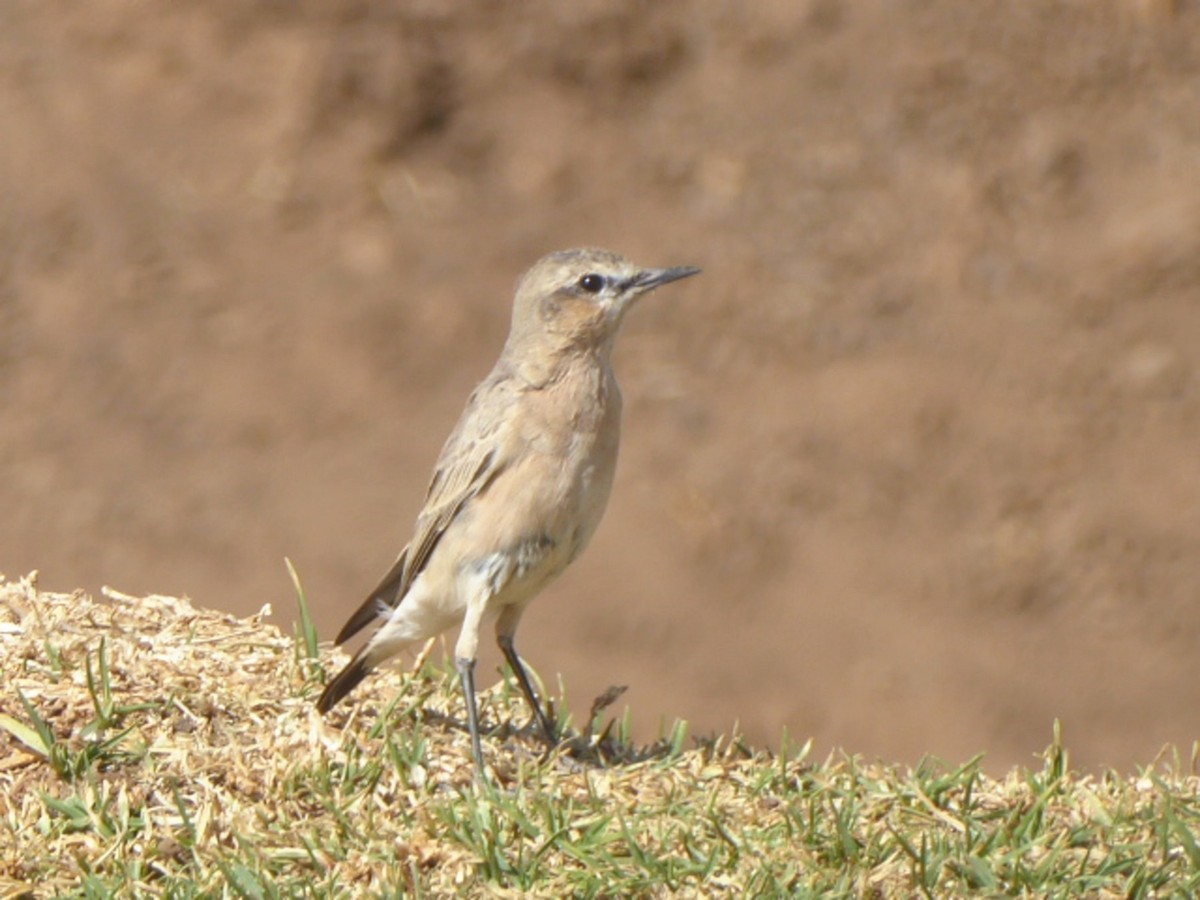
[2, 571, 1199, 897]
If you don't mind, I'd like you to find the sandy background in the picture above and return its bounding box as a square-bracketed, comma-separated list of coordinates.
[3, 0, 1198, 773]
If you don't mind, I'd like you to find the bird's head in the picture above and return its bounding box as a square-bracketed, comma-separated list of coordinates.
[504, 248, 699, 362]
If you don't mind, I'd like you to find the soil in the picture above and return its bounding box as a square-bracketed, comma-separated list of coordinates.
[3, 0, 1199, 772]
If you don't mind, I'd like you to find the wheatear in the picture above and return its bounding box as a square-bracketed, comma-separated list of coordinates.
[317, 248, 699, 772]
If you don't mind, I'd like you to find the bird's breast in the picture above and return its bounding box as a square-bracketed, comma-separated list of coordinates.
[532, 361, 620, 503]
[466, 362, 622, 590]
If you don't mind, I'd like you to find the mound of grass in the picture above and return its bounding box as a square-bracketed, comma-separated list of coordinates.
[1, 572, 1198, 897]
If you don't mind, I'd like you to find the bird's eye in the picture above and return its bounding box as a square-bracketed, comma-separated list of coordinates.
[577, 273, 605, 294]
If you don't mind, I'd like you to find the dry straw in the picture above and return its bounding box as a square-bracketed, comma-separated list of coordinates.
[2, 572, 1199, 896]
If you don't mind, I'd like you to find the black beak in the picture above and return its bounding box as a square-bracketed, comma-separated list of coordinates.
[629, 265, 701, 292]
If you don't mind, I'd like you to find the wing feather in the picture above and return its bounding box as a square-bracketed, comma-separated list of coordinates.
[331, 373, 516, 644]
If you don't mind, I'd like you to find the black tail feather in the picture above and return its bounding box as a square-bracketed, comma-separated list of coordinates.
[316, 651, 373, 714]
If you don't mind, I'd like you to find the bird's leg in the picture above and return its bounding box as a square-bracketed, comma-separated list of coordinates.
[455, 655, 485, 775]
[455, 595, 490, 776]
[497, 633, 557, 745]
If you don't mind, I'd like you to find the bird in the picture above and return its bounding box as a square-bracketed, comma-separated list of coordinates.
[316, 247, 700, 773]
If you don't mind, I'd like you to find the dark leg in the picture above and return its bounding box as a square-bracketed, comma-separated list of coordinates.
[497, 634, 557, 745]
[455, 655, 485, 775]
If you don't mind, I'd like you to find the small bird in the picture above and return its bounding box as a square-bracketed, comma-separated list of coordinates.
[317, 247, 699, 772]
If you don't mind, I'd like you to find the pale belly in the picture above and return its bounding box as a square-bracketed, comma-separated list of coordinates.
[379, 360, 622, 646]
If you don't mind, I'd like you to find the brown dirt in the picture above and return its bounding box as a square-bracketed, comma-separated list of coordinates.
[3, 0, 1199, 773]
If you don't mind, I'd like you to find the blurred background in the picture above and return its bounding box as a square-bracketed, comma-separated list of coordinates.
[2, 0, 1198, 773]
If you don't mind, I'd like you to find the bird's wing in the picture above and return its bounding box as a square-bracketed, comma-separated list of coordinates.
[333, 374, 515, 645]
[332, 547, 407, 644]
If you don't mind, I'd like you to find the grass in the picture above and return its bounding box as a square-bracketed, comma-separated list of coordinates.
[1, 572, 1199, 897]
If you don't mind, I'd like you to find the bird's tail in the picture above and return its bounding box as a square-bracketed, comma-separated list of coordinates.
[316, 648, 374, 714]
